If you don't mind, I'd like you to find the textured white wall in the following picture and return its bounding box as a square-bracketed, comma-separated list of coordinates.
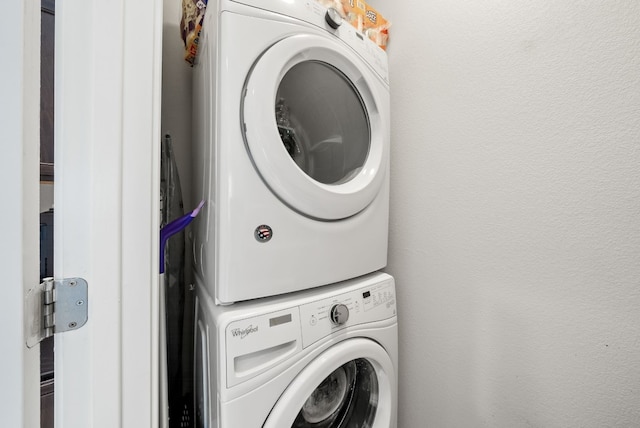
[374, 1, 640, 427]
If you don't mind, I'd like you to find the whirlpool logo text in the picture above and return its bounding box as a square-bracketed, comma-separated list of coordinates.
[231, 325, 259, 339]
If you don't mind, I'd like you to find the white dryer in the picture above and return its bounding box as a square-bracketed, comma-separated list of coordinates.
[194, 272, 398, 427]
[192, 0, 391, 303]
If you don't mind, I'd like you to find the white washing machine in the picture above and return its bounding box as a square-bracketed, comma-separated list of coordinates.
[194, 272, 398, 427]
[192, 0, 391, 304]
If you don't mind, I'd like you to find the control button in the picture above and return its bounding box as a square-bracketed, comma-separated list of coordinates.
[309, 315, 317, 326]
[330, 304, 349, 325]
[325, 8, 343, 29]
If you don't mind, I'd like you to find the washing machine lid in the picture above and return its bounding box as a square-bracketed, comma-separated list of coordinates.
[263, 338, 395, 428]
[242, 34, 389, 220]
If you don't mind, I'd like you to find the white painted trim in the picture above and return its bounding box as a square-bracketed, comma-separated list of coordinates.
[121, 0, 163, 425]
[0, 0, 40, 427]
[54, 0, 161, 427]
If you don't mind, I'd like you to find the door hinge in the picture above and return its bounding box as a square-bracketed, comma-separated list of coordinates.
[26, 277, 88, 348]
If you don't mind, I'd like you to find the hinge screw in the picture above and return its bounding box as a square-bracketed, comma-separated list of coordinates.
[68, 322, 77, 328]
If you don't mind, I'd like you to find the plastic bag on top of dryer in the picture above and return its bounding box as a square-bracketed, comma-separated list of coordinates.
[315, 0, 390, 50]
[181, 0, 208, 65]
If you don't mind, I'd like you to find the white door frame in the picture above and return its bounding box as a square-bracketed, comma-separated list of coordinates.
[0, 0, 40, 427]
[54, 0, 163, 427]
[1, 0, 163, 426]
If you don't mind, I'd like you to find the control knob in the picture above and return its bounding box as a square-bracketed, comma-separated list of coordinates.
[330, 304, 349, 325]
[325, 8, 343, 30]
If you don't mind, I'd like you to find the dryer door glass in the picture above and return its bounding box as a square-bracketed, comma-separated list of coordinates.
[292, 358, 378, 428]
[275, 61, 370, 185]
[242, 34, 389, 220]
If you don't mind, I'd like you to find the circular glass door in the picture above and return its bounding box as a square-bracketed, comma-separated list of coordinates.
[294, 358, 378, 427]
[275, 61, 370, 186]
[263, 339, 395, 428]
[242, 34, 388, 220]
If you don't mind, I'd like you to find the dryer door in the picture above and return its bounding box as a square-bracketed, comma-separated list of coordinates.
[263, 338, 396, 428]
[242, 34, 389, 220]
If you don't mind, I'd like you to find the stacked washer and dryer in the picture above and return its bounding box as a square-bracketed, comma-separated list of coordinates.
[191, 0, 396, 427]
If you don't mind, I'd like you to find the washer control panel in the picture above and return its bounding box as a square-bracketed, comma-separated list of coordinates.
[299, 279, 396, 348]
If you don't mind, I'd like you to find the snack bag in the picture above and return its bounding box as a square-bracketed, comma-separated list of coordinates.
[339, 0, 365, 32]
[361, 2, 390, 50]
[181, 0, 208, 65]
[339, 0, 390, 50]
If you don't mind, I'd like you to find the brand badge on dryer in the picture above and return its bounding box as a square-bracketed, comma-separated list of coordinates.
[254, 225, 273, 242]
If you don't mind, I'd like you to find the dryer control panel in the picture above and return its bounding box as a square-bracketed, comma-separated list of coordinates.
[299, 279, 396, 348]
[229, 0, 389, 83]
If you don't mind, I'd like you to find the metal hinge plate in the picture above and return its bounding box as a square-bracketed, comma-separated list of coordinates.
[26, 277, 88, 348]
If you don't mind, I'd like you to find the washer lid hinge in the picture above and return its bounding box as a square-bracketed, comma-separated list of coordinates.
[26, 277, 88, 348]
